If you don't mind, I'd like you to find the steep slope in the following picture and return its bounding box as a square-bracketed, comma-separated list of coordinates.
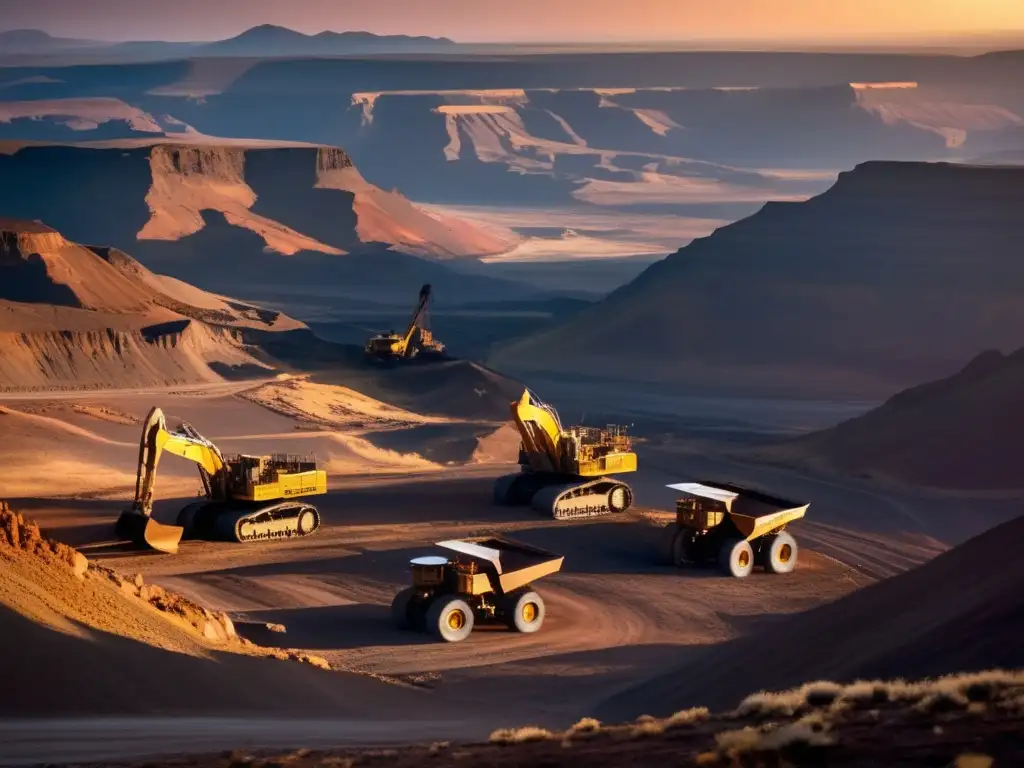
[757, 348, 1024, 490]
[598, 512, 1024, 719]
[0, 505, 421, 719]
[0, 97, 198, 141]
[0, 141, 514, 257]
[491, 161, 1024, 399]
[0, 219, 301, 390]
[0, 140, 530, 305]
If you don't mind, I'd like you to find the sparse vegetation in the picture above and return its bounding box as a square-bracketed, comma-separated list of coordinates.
[488, 726, 555, 745]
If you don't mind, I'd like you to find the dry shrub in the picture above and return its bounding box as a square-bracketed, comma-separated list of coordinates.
[567, 717, 602, 734]
[666, 706, 710, 727]
[915, 690, 969, 714]
[716, 713, 834, 757]
[954, 755, 994, 768]
[488, 726, 555, 745]
[629, 719, 665, 738]
[735, 680, 845, 717]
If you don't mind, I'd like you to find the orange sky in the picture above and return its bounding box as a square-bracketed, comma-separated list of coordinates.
[3, 0, 1024, 43]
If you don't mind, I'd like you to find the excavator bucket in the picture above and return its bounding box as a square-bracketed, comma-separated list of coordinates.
[115, 508, 183, 554]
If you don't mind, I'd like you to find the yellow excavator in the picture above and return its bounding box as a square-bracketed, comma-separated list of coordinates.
[115, 407, 327, 555]
[493, 389, 637, 520]
[364, 283, 448, 362]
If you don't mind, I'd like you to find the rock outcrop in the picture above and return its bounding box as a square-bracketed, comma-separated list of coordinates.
[0, 218, 300, 390]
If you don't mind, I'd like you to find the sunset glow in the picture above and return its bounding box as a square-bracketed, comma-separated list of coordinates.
[3, 0, 1023, 43]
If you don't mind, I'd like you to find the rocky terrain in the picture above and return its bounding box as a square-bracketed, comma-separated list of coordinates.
[3, 492, 1018, 766]
[3, 51, 1024, 268]
[0, 218, 310, 390]
[0, 503, 374, 719]
[755, 348, 1024, 490]
[0, 141, 531, 305]
[491, 161, 1024, 400]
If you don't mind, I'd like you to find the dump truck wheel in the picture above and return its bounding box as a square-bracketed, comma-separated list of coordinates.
[672, 529, 697, 567]
[427, 596, 475, 642]
[765, 532, 798, 574]
[505, 590, 545, 633]
[391, 587, 417, 631]
[719, 539, 754, 578]
[659, 523, 680, 565]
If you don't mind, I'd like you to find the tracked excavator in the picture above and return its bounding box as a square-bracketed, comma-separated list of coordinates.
[364, 283, 448, 363]
[493, 389, 637, 520]
[115, 407, 327, 555]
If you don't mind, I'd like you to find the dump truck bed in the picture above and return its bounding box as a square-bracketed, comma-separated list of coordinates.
[436, 537, 564, 594]
[667, 481, 809, 541]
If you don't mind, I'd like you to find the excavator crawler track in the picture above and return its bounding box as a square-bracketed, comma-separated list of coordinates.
[494, 472, 633, 521]
[177, 501, 321, 543]
[532, 478, 634, 520]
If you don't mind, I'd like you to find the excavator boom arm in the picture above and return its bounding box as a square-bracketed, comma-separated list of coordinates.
[510, 389, 565, 474]
[132, 407, 225, 516]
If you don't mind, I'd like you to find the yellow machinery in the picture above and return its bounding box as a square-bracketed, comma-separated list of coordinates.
[364, 283, 448, 362]
[660, 481, 808, 578]
[391, 537, 565, 642]
[493, 389, 637, 520]
[115, 407, 327, 555]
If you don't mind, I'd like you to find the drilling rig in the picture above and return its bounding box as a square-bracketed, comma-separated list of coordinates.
[364, 283, 448, 363]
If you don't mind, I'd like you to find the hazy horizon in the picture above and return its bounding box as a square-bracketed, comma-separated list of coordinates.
[1, 0, 1022, 46]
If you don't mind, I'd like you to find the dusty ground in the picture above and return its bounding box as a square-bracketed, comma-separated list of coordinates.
[1, 378, 1017, 766]
[0, 377, 515, 498]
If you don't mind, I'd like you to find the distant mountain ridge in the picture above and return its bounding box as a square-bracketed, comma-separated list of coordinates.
[0, 25, 456, 57]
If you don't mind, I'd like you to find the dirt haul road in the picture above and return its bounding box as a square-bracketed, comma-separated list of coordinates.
[5, 465, 950, 766]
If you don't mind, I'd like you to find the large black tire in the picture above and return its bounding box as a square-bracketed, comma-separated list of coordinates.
[505, 590, 545, 633]
[659, 523, 680, 565]
[764, 532, 799, 574]
[672, 529, 697, 567]
[391, 587, 417, 630]
[718, 538, 754, 578]
[426, 595, 475, 642]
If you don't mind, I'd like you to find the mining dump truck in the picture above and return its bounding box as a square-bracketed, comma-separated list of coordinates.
[115, 407, 327, 555]
[493, 388, 637, 520]
[391, 537, 564, 642]
[659, 481, 808, 578]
